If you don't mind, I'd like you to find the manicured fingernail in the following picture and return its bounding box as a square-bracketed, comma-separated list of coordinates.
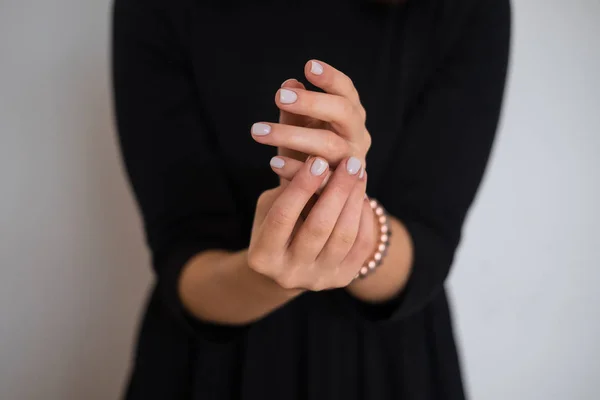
[359, 167, 365, 179]
[310, 61, 324, 75]
[279, 88, 298, 104]
[310, 158, 328, 176]
[281, 78, 298, 88]
[251, 123, 271, 136]
[270, 156, 285, 169]
[347, 157, 361, 175]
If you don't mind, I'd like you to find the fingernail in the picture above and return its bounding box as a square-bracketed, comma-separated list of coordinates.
[270, 156, 285, 169]
[281, 78, 298, 88]
[279, 88, 298, 104]
[310, 158, 328, 176]
[310, 61, 324, 75]
[346, 157, 361, 175]
[359, 167, 365, 179]
[251, 123, 271, 136]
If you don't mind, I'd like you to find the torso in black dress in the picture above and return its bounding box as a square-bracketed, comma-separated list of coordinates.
[112, 0, 510, 398]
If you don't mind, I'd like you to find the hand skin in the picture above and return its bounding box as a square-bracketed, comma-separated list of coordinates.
[269, 154, 414, 304]
[180, 156, 378, 325]
[179, 60, 414, 327]
[255, 59, 414, 304]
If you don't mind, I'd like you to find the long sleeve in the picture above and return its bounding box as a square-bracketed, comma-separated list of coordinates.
[112, 0, 244, 336]
[375, 0, 511, 320]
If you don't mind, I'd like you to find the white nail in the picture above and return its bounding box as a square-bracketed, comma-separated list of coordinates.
[346, 157, 361, 175]
[251, 123, 271, 136]
[310, 158, 328, 176]
[310, 61, 324, 75]
[279, 88, 298, 104]
[359, 167, 365, 179]
[270, 157, 285, 169]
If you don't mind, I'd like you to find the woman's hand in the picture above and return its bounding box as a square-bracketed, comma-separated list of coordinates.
[248, 156, 377, 291]
[251, 60, 371, 167]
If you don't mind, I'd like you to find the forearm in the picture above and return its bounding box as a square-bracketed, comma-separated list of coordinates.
[178, 249, 302, 325]
[346, 215, 413, 303]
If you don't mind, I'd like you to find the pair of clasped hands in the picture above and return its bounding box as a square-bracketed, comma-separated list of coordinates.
[248, 60, 378, 291]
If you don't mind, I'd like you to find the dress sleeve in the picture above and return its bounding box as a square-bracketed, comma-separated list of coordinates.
[350, 0, 511, 322]
[112, 0, 246, 339]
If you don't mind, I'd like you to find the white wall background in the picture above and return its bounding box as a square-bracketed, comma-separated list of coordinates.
[0, 0, 598, 399]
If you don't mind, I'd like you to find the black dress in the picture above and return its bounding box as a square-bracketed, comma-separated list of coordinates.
[112, 0, 510, 398]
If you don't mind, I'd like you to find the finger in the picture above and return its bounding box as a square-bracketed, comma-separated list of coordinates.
[269, 156, 332, 192]
[318, 169, 367, 269]
[279, 78, 311, 127]
[290, 157, 363, 261]
[259, 157, 330, 254]
[342, 195, 379, 279]
[304, 60, 362, 108]
[251, 122, 349, 165]
[275, 87, 363, 141]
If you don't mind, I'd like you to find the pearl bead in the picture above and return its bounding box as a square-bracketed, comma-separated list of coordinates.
[369, 200, 377, 209]
[379, 216, 387, 224]
[380, 225, 388, 233]
[375, 207, 384, 216]
[381, 234, 389, 243]
[374, 252, 382, 261]
[360, 266, 369, 275]
[368, 260, 376, 269]
[378, 243, 386, 252]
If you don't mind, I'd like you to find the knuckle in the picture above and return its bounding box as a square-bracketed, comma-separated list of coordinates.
[323, 131, 338, 154]
[276, 277, 294, 290]
[276, 271, 300, 290]
[247, 250, 269, 274]
[324, 132, 345, 158]
[339, 98, 355, 119]
[359, 106, 367, 123]
[344, 75, 355, 91]
[257, 189, 277, 209]
[364, 132, 372, 151]
[341, 140, 352, 160]
[307, 277, 328, 292]
[331, 274, 350, 289]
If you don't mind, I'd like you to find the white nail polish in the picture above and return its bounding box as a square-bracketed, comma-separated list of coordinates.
[310, 61, 324, 75]
[279, 88, 298, 104]
[311, 158, 328, 176]
[270, 157, 285, 169]
[347, 157, 361, 175]
[359, 167, 365, 179]
[251, 123, 271, 136]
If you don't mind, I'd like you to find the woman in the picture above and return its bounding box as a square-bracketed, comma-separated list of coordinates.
[112, 0, 510, 398]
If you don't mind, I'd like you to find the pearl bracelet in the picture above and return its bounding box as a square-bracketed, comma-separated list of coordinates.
[354, 197, 392, 280]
